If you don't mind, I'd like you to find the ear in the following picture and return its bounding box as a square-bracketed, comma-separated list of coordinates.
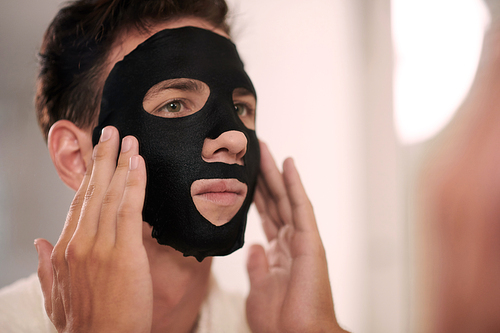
[48, 120, 93, 191]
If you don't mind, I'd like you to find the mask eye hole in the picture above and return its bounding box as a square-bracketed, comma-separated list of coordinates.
[232, 87, 256, 130]
[143, 78, 210, 118]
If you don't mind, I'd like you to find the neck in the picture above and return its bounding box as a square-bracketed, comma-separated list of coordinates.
[142, 224, 212, 333]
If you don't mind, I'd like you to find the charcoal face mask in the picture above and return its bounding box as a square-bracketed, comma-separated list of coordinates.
[92, 27, 259, 261]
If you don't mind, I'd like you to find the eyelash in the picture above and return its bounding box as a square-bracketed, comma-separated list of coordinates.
[153, 99, 255, 117]
[154, 98, 190, 114]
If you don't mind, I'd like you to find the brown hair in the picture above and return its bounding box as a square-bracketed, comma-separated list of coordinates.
[36, 0, 230, 141]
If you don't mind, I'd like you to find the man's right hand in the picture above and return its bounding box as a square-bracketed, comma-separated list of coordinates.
[35, 126, 153, 333]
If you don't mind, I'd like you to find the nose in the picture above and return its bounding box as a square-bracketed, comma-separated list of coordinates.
[202, 130, 247, 165]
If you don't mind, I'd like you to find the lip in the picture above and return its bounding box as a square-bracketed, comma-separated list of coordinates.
[191, 179, 247, 206]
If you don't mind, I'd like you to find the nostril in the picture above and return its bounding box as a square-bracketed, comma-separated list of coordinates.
[201, 130, 248, 165]
[213, 147, 229, 155]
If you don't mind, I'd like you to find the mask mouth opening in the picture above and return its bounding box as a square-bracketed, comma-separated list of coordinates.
[190, 178, 248, 226]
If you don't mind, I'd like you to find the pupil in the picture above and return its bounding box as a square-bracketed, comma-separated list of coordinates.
[168, 102, 180, 112]
[235, 105, 243, 115]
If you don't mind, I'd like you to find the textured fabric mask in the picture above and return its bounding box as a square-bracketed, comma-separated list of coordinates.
[92, 27, 259, 261]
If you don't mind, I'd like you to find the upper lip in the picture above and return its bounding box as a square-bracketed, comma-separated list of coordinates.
[191, 179, 247, 196]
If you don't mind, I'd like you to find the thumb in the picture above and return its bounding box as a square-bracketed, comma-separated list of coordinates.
[35, 238, 54, 313]
[246, 244, 268, 288]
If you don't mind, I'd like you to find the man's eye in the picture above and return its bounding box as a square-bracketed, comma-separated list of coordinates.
[161, 101, 183, 113]
[150, 98, 196, 118]
[234, 103, 247, 116]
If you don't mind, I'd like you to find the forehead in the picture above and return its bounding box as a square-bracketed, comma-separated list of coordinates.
[102, 25, 254, 100]
[104, 17, 229, 82]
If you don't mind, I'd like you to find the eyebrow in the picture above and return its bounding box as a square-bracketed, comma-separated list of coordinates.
[144, 79, 206, 101]
[232, 87, 255, 98]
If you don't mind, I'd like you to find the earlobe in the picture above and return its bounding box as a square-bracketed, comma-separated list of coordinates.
[48, 120, 93, 191]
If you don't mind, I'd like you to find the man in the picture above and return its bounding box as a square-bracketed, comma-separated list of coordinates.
[0, 0, 347, 332]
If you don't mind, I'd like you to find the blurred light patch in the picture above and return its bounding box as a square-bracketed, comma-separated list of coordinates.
[392, 0, 490, 145]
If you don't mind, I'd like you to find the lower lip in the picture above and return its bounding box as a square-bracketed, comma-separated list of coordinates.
[197, 192, 240, 206]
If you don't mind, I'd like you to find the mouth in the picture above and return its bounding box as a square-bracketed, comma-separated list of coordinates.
[191, 179, 248, 226]
[191, 179, 247, 206]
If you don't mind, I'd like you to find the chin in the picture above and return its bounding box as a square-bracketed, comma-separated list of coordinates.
[191, 196, 245, 227]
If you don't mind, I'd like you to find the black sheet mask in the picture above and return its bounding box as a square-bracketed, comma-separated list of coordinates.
[92, 27, 259, 261]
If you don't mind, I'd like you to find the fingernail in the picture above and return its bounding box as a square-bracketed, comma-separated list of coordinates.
[122, 137, 132, 153]
[129, 156, 139, 170]
[100, 127, 112, 142]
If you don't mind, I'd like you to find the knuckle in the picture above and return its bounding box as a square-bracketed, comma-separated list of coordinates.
[117, 205, 134, 221]
[69, 193, 83, 211]
[125, 175, 140, 188]
[305, 198, 314, 211]
[102, 190, 120, 207]
[93, 144, 109, 161]
[116, 155, 130, 170]
[84, 184, 96, 201]
[296, 196, 313, 211]
[313, 242, 327, 260]
[65, 193, 85, 223]
[50, 246, 65, 267]
[64, 241, 85, 264]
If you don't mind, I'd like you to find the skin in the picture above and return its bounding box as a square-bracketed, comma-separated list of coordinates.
[34, 17, 348, 333]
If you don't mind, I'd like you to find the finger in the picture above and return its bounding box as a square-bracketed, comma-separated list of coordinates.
[116, 155, 147, 246]
[282, 158, 318, 233]
[246, 244, 269, 287]
[97, 136, 140, 245]
[55, 157, 93, 249]
[35, 238, 54, 315]
[74, 126, 120, 240]
[50, 157, 93, 283]
[254, 184, 279, 241]
[46, 162, 93, 327]
[256, 175, 283, 229]
[259, 141, 293, 225]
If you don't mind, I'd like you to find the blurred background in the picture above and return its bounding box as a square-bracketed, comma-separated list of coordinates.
[0, 0, 496, 332]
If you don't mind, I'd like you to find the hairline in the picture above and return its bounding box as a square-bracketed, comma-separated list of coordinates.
[83, 17, 229, 134]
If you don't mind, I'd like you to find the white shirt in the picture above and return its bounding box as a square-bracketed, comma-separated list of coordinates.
[0, 274, 250, 333]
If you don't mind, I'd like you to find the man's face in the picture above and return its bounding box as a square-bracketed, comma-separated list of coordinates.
[141, 79, 256, 226]
[95, 19, 258, 260]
